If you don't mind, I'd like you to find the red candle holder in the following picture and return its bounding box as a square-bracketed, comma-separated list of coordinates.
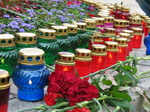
[108, 5, 115, 16]
[91, 44, 107, 73]
[0, 70, 11, 112]
[75, 48, 92, 80]
[115, 5, 122, 19]
[55, 52, 76, 76]
[103, 28, 116, 42]
[92, 17, 105, 33]
[122, 30, 134, 51]
[115, 37, 128, 61]
[120, 6, 130, 20]
[144, 20, 150, 37]
[119, 33, 130, 56]
[105, 41, 119, 68]
[88, 33, 103, 50]
[104, 16, 114, 28]
[141, 15, 149, 33]
[114, 19, 129, 35]
[132, 28, 143, 48]
[128, 17, 143, 30]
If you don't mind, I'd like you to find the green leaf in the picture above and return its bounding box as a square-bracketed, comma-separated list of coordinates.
[108, 99, 134, 111]
[123, 65, 133, 70]
[102, 80, 112, 86]
[110, 91, 132, 102]
[91, 76, 102, 91]
[142, 96, 150, 111]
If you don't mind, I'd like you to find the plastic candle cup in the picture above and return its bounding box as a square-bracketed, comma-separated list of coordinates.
[128, 17, 143, 30]
[103, 28, 116, 42]
[91, 44, 107, 73]
[115, 37, 128, 61]
[55, 52, 76, 76]
[104, 16, 114, 28]
[63, 23, 79, 53]
[15, 32, 36, 51]
[105, 41, 119, 68]
[37, 29, 59, 65]
[0, 70, 11, 112]
[120, 6, 130, 20]
[75, 48, 92, 80]
[0, 34, 18, 76]
[115, 5, 122, 19]
[144, 20, 150, 37]
[12, 48, 50, 101]
[132, 28, 143, 48]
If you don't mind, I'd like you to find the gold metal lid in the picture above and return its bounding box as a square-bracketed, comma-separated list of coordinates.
[129, 17, 142, 24]
[97, 13, 109, 18]
[73, 22, 87, 30]
[0, 34, 15, 47]
[105, 41, 119, 52]
[116, 5, 122, 10]
[38, 29, 56, 39]
[104, 28, 116, 36]
[75, 48, 92, 61]
[63, 23, 78, 33]
[104, 16, 114, 23]
[51, 25, 68, 35]
[83, 18, 96, 28]
[15, 32, 36, 44]
[18, 48, 45, 65]
[132, 28, 143, 35]
[115, 37, 128, 47]
[91, 44, 107, 56]
[121, 6, 130, 12]
[119, 33, 130, 39]
[92, 33, 103, 43]
[114, 19, 129, 27]
[56, 52, 75, 66]
[92, 17, 105, 25]
[122, 30, 133, 38]
[0, 69, 11, 90]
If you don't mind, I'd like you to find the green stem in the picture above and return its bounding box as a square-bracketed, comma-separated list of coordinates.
[45, 64, 55, 71]
[93, 98, 103, 112]
[103, 100, 110, 112]
[136, 70, 150, 77]
[113, 106, 120, 112]
[137, 75, 150, 79]
[18, 107, 44, 112]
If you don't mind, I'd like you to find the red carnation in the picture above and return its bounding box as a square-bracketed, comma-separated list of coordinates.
[67, 107, 91, 112]
[44, 92, 63, 106]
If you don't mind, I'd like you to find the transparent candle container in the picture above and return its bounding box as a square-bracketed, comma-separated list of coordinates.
[104, 16, 114, 28]
[103, 28, 116, 42]
[120, 6, 130, 20]
[128, 17, 143, 30]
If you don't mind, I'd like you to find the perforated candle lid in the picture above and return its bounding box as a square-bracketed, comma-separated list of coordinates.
[63, 23, 78, 33]
[104, 28, 116, 36]
[0, 69, 11, 90]
[56, 52, 75, 66]
[0, 34, 15, 47]
[105, 41, 119, 52]
[91, 44, 107, 56]
[83, 18, 96, 28]
[75, 48, 92, 61]
[73, 22, 87, 30]
[15, 32, 36, 44]
[104, 16, 114, 23]
[114, 19, 129, 27]
[115, 37, 128, 47]
[119, 33, 130, 38]
[121, 6, 130, 12]
[38, 29, 56, 39]
[51, 25, 68, 35]
[18, 48, 45, 65]
[132, 28, 143, 35]
[129, 17, 142, 24]
[92, 17, 105, 25]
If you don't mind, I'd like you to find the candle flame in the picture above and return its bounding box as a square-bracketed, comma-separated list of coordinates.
[135, 36, 139, 40]
[63, 67, 68, 71]
[109, 53, 113, 59]
[119, 48, 122, 53]
[98, 57, 102, 63]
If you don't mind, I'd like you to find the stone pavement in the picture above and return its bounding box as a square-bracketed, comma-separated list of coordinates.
[8, 0, 150, 112]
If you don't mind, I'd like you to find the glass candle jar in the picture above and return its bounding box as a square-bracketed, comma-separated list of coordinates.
[119, 33, 130, 56]
[120, 6, 130, 20]
[115, 5, 122, 19]
[104, 16, 114, 28]
[51, 25, 71, 52]
[92, 17, 105, 33]
[115, 37, 128, 61]
[122, 30, 134, 51]
[75, 48, 92, 80]
[73, 22, 88, 48]
[132, 28, 143, 48]
[114, 19, 129, 35]
[105, 41, 119, 68]
[0, 70, 11, 112]
[55, 52, 76, 76]
[12, 48, 50, 101]
[128, 17, 143, 30]
[15, 32, 36, 51]
[0, 34, 18, 76]
[88, 33, 103, 50]
[63, 23, 79, 53]
[91, 44, 107, 73]
[103, 28, 116, 42]
[37, 29, 59, 65]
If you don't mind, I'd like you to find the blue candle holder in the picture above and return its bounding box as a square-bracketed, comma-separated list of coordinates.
[144, 33, 150, 55]
[12, 48, 50, 101]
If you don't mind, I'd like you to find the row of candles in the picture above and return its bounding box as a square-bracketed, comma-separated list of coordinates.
[1, 1, 150, 111]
